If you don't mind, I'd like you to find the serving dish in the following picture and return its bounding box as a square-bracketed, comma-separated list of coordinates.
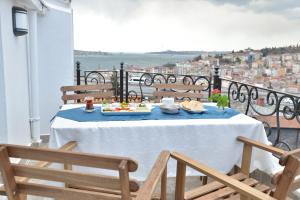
[101, 103, 152, 116]
[160, 104, 180, 114]
[180, 100, 206, 114]
[81, 107, 96, 113]
[181, 106, 207, 114]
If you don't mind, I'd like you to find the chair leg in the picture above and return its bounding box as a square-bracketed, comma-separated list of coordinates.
[296, 130, 299, 148]
[19, 194, 27, 200]
[175, 161, 186, 200]
[64, 164, 72, 188]
[161, 168, 167, 200]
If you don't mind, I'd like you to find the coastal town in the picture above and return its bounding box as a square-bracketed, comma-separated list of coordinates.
[125, 46, 300, 95]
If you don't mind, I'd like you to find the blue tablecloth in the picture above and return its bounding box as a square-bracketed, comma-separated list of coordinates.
[55, 105, 240, 122]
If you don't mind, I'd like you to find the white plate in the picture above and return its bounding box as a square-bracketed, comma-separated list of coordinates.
[101, 108, 151, 116]
[80, 107, 95, 113]
[181, 106, 207, 114]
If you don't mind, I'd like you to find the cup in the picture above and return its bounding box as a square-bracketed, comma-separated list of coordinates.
[161, 97, 175, 106]
[84, 96, 94, 110]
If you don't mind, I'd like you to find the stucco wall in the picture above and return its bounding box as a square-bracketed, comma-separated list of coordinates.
[0, 0, 74, 143]
[0, 15, 8, 143]
[0, 0, 31, 144]
[37, 7, 74, 134]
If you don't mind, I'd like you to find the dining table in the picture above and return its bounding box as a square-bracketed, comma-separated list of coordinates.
[49, 103, 280, 181]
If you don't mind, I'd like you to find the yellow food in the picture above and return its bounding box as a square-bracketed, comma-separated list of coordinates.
[180, 100, 203, 111]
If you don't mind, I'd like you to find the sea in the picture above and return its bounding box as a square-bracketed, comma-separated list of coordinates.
[74, 53, 199, 71]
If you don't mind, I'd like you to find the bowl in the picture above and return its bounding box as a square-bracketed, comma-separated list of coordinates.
[160, 104, 180, 114]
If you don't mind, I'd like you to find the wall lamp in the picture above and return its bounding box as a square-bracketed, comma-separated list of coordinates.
[12, 7, 28, 36]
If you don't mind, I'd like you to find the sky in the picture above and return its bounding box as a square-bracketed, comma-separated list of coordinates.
[72, 0, 300, 53]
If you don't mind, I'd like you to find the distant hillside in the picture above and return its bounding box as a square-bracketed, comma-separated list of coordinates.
[261, 45, 300, 56]
[74, 45, 300, 57]
[147, 50, 204, 55]
[74, 49, 228, 56]
[74, 50, 112, 56]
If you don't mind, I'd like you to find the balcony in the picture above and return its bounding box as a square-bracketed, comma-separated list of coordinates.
[75, 62, 300, 151]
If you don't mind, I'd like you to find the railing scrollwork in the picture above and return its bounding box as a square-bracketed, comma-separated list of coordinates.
[222, 77, 300, 151]
[125, 71, 211, 102]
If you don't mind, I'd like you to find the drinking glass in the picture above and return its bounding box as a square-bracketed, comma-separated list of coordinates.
[84, 96, 94, 110]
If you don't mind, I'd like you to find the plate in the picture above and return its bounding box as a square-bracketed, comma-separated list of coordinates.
[181, 106, 207, 114]
[81, 107, 95, 113]
[101, 108, 151, 116]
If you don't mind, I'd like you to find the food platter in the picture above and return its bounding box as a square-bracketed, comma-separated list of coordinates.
[181, 106, 207, 114]
[101, 109, 151, 116]
[101, 103, 152, 116]
[180, 100, 207, 114]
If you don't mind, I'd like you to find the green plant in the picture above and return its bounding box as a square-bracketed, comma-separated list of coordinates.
[216, 95, 228, 110]
[208, 89, 228, 109]
[208, 89, 221, 102]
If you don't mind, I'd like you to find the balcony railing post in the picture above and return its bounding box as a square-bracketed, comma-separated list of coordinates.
[125, 71, 129, 103]
[213, 65, 221, 91]
[76, 61, 81, 86]
[120, 62, 124, 103]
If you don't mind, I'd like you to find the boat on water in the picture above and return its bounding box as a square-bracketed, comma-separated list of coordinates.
[128, 77, 146, 85]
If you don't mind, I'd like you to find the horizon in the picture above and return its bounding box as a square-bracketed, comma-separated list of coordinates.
[74, 44, 300, 54]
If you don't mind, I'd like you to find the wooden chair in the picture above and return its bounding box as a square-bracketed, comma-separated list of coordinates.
[61, 84, 114, 104]
[137, 136, 300, 200]
[171, 136, 299, 200]
[153, 84, 202, 103]
[0, 142, 170, 200]
[0, 141, 77, 200]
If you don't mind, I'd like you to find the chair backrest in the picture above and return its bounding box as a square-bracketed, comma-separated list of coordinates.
[153, 84, 202, 103]
[0, 144, 139, 200]
[271, 149, 300, 199]
[61, 84, 114, 104]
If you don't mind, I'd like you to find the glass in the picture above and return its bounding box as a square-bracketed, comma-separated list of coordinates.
[84, 96, 94, 110]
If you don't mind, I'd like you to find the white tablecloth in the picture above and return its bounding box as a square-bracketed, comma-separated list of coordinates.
[49, 104, 280, 180]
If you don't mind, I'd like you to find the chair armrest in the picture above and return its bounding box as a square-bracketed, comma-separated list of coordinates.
[0, 141, 78, 197]
[171, 152, 277, 200]
[35, 141, 78, 168]
[59, 141, 78, 152]
[135, 151, 170, 200]
[237, 136, 285, 156]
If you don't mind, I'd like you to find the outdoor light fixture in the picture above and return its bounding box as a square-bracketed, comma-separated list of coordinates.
[12, 7, 28, 36]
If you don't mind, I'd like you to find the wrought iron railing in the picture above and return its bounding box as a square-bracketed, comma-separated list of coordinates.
[124, 71, 211, 102]
[221, 77, 300, 151]
[76, 62, 119, 97]
[75, 61, 300, 150]
[75, 61, 212, 103]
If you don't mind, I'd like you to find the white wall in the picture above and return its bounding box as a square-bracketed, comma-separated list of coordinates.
[0, 0, 31, 144]
[0, 15, 8, 143]
[0, 0, 74, 143]
[37, 6, 74, 134]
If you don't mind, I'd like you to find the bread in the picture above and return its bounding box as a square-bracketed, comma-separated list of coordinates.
[181, 100, 203, 111]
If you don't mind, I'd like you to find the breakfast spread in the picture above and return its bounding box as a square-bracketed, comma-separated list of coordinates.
[102, 103, 151, 115]
[83, 99, 205, 115]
